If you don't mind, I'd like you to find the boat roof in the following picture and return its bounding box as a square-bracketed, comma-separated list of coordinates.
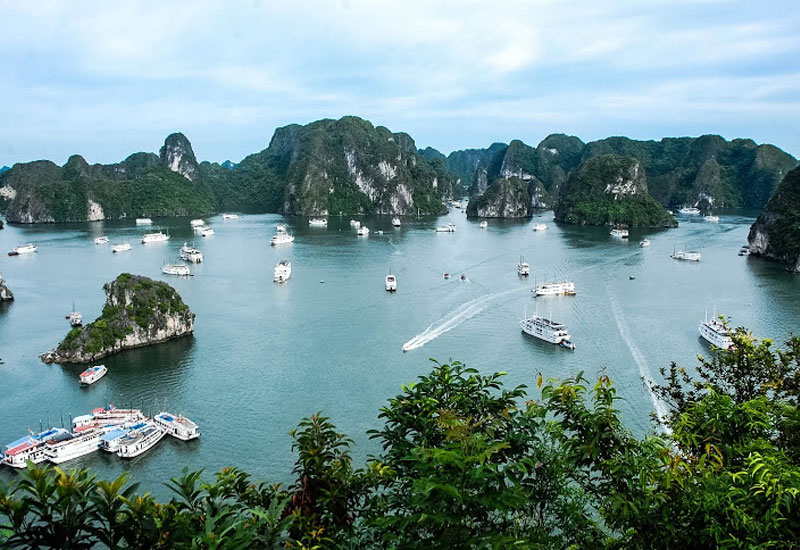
[100, 428, 128, 441]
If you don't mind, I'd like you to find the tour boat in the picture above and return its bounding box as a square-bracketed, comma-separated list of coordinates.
[274, 260, 291, 283]
[116, 422, 166, 458]
[392, 217, 402, 227]
[135, 218, 153, 225]
[112, 242, 132, 253]
[8, 243, 37, 256]
[200, 227, 215, 237]
[533, 281, 576, 297]
[670, 246, 701, 262]
[79, 365, 107, 386]
[357, 226, 370, 236]
[44, 428, 108, 464]
[270, 233, 295, 245]
[350, 220, 361, 228]
[162, 264, 191, 276]
[517, 257, 530, 276]
[385, 274, 397, 292]
[72, 405, 145, 429]
[190, 219, 205, 227]
[704, 215, 720, 222]
[610, 227, 629, 239]
[532, 223, 547, 231]
[699, 315, 734, 350]
[2, 428, 70, 468]
[222, 213, 239, 219]
[153, 412, 200, 441]
[639, 239, 651, 247]
[309, 218, 328, 227]
[99, 424, 144, 453]
[94, 236, 109, 245]
[435, 223, 456, 233]
[68, 310, 83, 327]
[678, 207, 701, 215]
[179, 242, 204, 263]
[520, 312, 574, 349]
[141, 232, 169, 243]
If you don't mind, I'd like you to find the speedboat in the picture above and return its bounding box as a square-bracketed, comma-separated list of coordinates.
[435, 223, 456, 233]
[112, 242, 132, 253]
[190, 219, 205, 227]
[679, 207, 701, 215]
[357, 226, 370, 236]
[135, 218, 153, 225]
[141, 232, 169, 243]
[704, 215, 720, 222]
[179, 242, 203, 263]
[610, 227, 629, 239]
[392, 217, 402, 227]
[533, 281, 576, 296]
[639, 239, 651, 247]
[79, 365, 108, 386]
[270, 233, 295, 245]
[116, 421, 166, 458]
[222, 213, 239, 219]
[479, 220, 488, 228]
[162, 264, 191, 276]
[153, 412, 200, 440]
[274, 260, 291, 283]
[520, 311, 574, 349]
[200, 227, 215, 237]
[8, 243, 37, 256]
[532, 223, 547, 231]
[517, 257, 530, 276]
[385, 274, 397, 291]
[309, 218, 328, 227]
[94, 236, 109, 245]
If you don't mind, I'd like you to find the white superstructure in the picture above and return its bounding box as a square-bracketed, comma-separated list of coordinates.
[190, 219, 205, 227]
[610, 228, 629, 239]
[520, 312, 574, 349]
[2, 428, 70, 468]
[72, 405, 145, 429]
[350, 220, 361, 229]
[222, 213, 239, 219]
[533, 281, 576, 296]
[153, 413, 200, 441]
[43, 428, 107, 464]
[699, 316, 734, 350]
[200, 227, 215, 237]
[639, 239, 650, 247]
[141, 232, 169, 243]
[274, 260, 291, 283]
[68, 311, 83, 327]
[162, 264, 191, 276]
[180, 242, 204, 263]
[270, 233, 295, 245]
[704, 215, 720, 222]
[479, 220, 488, 228]
[392, 217, 402, 227]
[670, 247, 701, 262]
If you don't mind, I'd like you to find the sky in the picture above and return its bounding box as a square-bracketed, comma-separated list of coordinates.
[1, 0, 799, 166]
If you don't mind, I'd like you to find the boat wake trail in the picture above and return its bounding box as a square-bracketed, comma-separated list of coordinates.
[403, 287, 526, 351]
[607, 283, 671, 431]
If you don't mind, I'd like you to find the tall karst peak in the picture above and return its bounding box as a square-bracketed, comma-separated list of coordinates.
[160, 132, 199, 181]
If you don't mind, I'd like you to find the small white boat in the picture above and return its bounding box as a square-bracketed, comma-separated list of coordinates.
[141, 232, 169, 243]
[8, 243, 37, 256]
[532, 223, 547, 231]
[435, 222, 456, 233]
[79, 365, 107, 386]
[200, 227, 215, 237]
[392, 217, 402, 227]
[679, 207, 701, 215]
[309, 218, 328, 227]
[479, 220, 488, 228]
[222, 213, 239, 220]
[517, 257, 530, 276]
[162, 264, 191, 276]
[610, 227, 629, 239]
[704, 215, 720, 222]
[357, 226, 370, 236]
[94, 236, 109, 245]
[274, 260, 291, 283]
[699, 314, 734, 350]
[270, 233, 295, 245]
[68, 311, 83, 327]
[179, 242, 203, 263]
[376, 230, 384, 235]
[350, 220, 361, 228]
[670, 246, 701, 262]
[639, 239, 651, 247]
[533, 281, 576, 296]
[116, 422, 166, 459]
[112, 242, 132, 253]
[135, 218, 153, 225]
[153, 412, 200, 440]
[385, 273, 397, 291]
[190, 219, 205, 227]
[520, 311, 574, 349]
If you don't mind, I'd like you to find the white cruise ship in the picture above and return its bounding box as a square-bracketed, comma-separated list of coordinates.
[180, 242, 204, 263]
[79, 365, 107, 385]
[385, 273, 397, 291]
[94, 236, 109, 244]
[670, 247, 701, 262]
[435, 222, 456, 232]
[190, 219, 205, 227]
[270, 233, 295, 245]
[274, 260, 291, 283]
[153, 412, 200, 440]
[162, 264, 191, 276]
[392, 217, 402, 227]
[141, 232, 169, 243]
[44, 427, 108, 464]
[135, 217, 153, 225]
[610, 227, 629, 239]
[679, 207, 701, 215]
[699, 316, 734, 350]
[533, 281, 576, 296]
[116, 422, 166, 458]
[222, 213, 239, 219]
[532, 223, 547, 231]
[112, 242, 131, 253]
[517, 257, 530, 276]
[520, 312, 575, 349]
[357, 226, 370, 236]
[2, 428, 70, 468]
[8, 243, 37, 256]
[309, 218, 328, 226]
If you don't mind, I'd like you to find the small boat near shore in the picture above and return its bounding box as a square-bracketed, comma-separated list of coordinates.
[270, 233, 295, 245]
[679, 207, 701, 215]
[639, 239, 650, 247]
[309, 218, 328, 227]
[190, 219, 205, 227]
[79, 365, 108, 386]
[67, 310, 83, 327]
[222, 213, 239, 220]
[610, 227, 629, 239]
[94, 236, 109, 244]
[274, 260, 291, 283]
[8, 243, 37, 256]
[392, 217, 402, 227]
[357, 226, 370, 236]
[479, 220, 488, 228]
[153, 412, 200, 440]
[162, 264, 191, 276]
[200, 227, 215, 237]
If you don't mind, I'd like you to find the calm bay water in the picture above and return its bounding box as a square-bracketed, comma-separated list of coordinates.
[1, 210, 798, 495]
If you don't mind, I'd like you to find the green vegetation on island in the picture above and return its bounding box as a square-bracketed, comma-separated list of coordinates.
[6, 327, 800, 548]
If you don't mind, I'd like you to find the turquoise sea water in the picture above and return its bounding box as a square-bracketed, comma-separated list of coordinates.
[1, 210, 798, 495]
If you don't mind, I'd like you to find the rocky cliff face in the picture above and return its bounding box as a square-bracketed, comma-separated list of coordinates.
[748, 166, 800, 273]
[466, 177, 541, 218]
[160, 132, 199, 181]
[41, 273, 194, 364]
[0, 274, 13, 301]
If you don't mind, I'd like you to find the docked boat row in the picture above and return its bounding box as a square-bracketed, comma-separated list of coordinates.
[1, 404, 199, 468]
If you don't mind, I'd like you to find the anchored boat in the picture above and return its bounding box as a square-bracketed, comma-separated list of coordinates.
[533, 281, 576, 296]
[94, 236, 109, 244]
[274, 260, 291, 283]
[162, 264, 191, 276]
[520, 312, 575, 350]
[385, 273, 397, 291]
[180, 242, 204, 263]
[153, 413, 200, 440]
[8, 243, 37, 256]
[79, 365, 107, 386]
[141, 232, 169, 243]
[116, 422, 166, 459]
[112, 242, 132, 253]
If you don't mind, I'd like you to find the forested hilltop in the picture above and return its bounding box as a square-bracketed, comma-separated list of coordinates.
[2, 328, 799, 548]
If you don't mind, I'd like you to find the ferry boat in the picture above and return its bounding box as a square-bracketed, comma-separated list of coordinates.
[116, 422, 166, 458]
[2, 428, 70, 468]
[94, 236, 109, 245]
[532, 223, 547, 231]
[8, 243, 37, 256]
[179, 242, 204, 263]
[350, 220, 361, 229]
[699, 315, 734, 350]
[533, 281, 576, 296]
[222, 213, 239, 220]
[162, 264, 191, 276]
[72, 405, 145, 429]
[112, 242, 132, 253]
[385, 273, 397, 292]
[670, 246, 701, 262]
[99, 424, 143, 453]
[153, 412, 200, 440]
[639, 239, 651, 247]
[357, 226, 370, 236]
[309, 218, 328, 227]
[135, 217, 153, 225]
[274, 260, 291, 283]
[703, 215, 720, 222]
[141, 232, 169, 243]
[610, 227, 629, 239]
[435, 223, 456, 233]
[678, 207, 701, 215]
[479, 220, 488, 228]
[190, 219, 205, 227]
[43, 428, 107, 464]
[520, 312, 574, 349]
[270, 233, 295, 245]
[392, 217, 402, 227]
[79, 365, 107, 386]
[200, 227, 215, 237]
[517, 257, 530, 276]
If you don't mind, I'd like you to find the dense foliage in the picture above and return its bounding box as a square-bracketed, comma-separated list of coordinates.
[4, 326, 800, 548]
[748, 165, 800, 269]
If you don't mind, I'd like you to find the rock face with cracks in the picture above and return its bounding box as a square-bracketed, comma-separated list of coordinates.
[748, 166, 800, 273]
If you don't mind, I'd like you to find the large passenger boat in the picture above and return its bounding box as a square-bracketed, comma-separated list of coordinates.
[533, 281, 576, 296]
[520, 312, 575, 350]
[153, 413, 200, 440]
[699, 315, 734, 350]
[116, 422, 166, 458]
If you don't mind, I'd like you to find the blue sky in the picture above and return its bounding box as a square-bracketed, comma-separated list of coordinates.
[1, 0, 799, 166]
